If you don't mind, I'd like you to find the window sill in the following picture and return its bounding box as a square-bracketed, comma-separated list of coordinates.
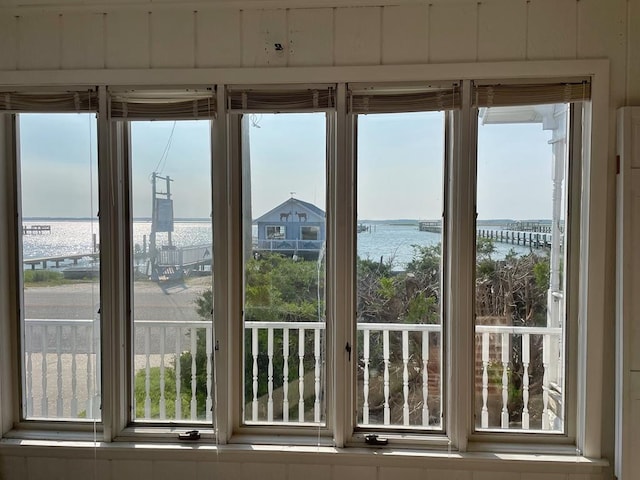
[0, 437, 608, 475]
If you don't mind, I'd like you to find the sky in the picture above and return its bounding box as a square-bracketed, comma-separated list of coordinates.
[18, 110, 558, 220]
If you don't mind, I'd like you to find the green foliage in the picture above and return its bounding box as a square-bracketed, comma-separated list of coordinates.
[23, 269, 64, 285]
[134, 366, 190, 419]
[533, 259, 550, 290]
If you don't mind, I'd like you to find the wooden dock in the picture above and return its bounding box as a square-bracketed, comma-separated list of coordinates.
[476, 228, 552, 249]
[23, 253, 99, 270]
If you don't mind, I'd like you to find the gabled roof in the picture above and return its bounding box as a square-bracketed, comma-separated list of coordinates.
[254, 197, 325, 223]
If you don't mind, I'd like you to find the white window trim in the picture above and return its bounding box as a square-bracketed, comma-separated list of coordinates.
[0, 60, 609, 463]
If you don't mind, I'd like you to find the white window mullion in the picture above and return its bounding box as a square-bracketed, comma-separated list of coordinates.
[331, 83, 353, 447]
[212, 84, 229, 443]
[102, 94, 130, 439]
[447, 79, 475, 452]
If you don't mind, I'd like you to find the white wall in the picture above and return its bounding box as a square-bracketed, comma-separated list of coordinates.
[0, 0, 638, 478]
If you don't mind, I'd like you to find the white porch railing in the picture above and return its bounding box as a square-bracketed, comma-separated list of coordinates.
[23, 319, 563, 430]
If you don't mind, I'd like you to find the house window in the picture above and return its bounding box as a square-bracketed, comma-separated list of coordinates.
[3, 78, 600, 457]
[266, 225, 286, 240]
[300, 226, 320, 241]
[18, 112, 101, 421]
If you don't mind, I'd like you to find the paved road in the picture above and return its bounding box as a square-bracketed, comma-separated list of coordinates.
[24, 278, 211, 321]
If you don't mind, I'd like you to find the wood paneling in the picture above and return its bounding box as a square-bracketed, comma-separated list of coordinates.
[477, 0, 527, 61]
[151, 10, 194, 68]
[527, 0, 577, 60]
[0, 15, 17, 70]
[17, 14, 60, 70]
[334, 7, 381, 66]
[61, 13, 104, 70]
[195, 9, 242, 68]
[429, 3, 477, 63]
[288, 8, 333, 67]
[241, 9, 288, 67]
[105, 11, 150, 69]
[381, 5, 428, 65]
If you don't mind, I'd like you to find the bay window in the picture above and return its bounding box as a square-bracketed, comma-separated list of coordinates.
[1, 75, 600, 458]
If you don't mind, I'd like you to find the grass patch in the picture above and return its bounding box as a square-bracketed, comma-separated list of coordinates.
[23, 270, 65, 285]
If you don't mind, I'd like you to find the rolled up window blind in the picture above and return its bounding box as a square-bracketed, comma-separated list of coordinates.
[473, 81, 591, 108]
[0, 90, 98, 113]
[109, 89, 216, 120]
[227, 87, 335, 112]
[348, 84, 460, 114]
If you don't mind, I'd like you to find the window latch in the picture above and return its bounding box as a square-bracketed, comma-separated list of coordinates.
[364, 434, 388, 446]
[345, 342, 351, 361]
[178, 430, 200, 441]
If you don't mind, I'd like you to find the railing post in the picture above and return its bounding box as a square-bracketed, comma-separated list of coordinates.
[501, 332, 509, 429]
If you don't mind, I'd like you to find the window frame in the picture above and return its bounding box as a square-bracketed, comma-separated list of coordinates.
[0, 60, 609, 462]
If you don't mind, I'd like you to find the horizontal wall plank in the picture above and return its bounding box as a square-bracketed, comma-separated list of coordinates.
[334, 6, 381, 66]
[242, 9, 288, 67]
[105, 11, 150, 69]
[381, 4, 428, 65]
[527, 0, 577, 60]
[196, 9, 242, 68]
[288, 8, 333, 67]
[429, 3, 477, 63]
[61, 12, 104, 70]
[477, 0, 526, 62]
[17, 13, 61, 70]
[151, 10, 195, 68]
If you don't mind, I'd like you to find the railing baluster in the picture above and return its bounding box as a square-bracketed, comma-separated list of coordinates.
[542, 333, 550, 430]
[402, 330, 409, 426]
[298, 328, 305, 422]
[481, 331, 489, 428]
[267, 327, 274, 422]
[383, 330, 390, 426]
[314, 328, 320, 423]
[283, 328, 289, 422]
[26, 324, 33, 416]
[206, 325, 213, 421]
[252, 327, 259, 422]
[86, 324, 94, 418]
[159, 327, 166, 420]
[93, 317, 101, 418]
[501, 332, 509, 429]
[190, 327, 198, 420]
[41, 325, 48, 417]
[56, 326, 63, 417]
[522, 333, 530, 430]
[422, 330, 429, 426]
[71, 325, 78, 418]
[174, 326, 182, 420]
[363, 329, 370, 425]
[144, 326, 151, 419]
